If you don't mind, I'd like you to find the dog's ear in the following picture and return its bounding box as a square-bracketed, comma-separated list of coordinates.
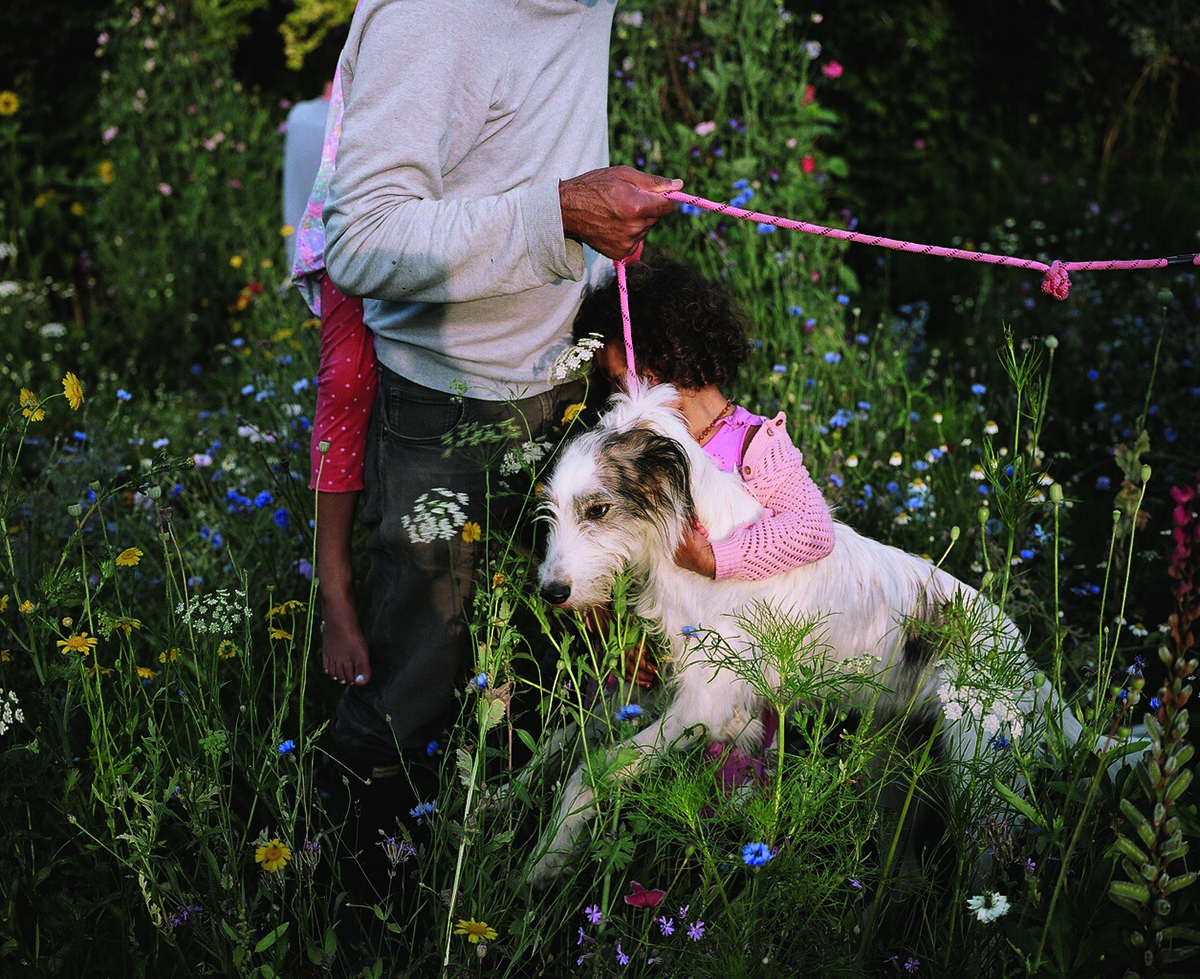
[601, 425, 694, 527]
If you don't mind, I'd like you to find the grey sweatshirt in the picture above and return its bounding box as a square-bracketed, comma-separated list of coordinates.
[324, 0, 615, 400]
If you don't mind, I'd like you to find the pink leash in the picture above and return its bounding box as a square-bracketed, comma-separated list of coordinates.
[616, 190, 1198, 379]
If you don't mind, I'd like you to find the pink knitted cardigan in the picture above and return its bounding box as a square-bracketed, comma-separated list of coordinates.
[702, 408, 835, 580]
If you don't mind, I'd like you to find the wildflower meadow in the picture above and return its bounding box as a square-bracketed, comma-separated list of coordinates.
[1, 2, 1197, 977]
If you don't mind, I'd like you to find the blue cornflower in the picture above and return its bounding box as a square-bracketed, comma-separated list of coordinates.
[732, 178, 749, 189]
[773, 363, 787, 373]
[475, 672, 489, 691]
[292, 377, 309, 393]
[274, 508, 289, 527]
[254, 490, 273, 508]
[823, 351, 842, 364]
[1126, 656, 1146, 674]
[1150, 697, 1161, 710]
[615, 704, 643, 722]
[829, 473, 844, 488]
[426, 740, 438, 756]
[1019, 549, 1035, 560]
[790, 305, 803, 317]
[857, 401, 871, 411]
[836, 294, 850, 305]
[829, 408, 852, 429]
[1095, 476, 1111, 490]
[277, 739, 296, 755]
[990, 734, 1010, 750]
[117, 389, 132, 402]
[152, 437, 169, 449]
[241, 384, 254, 396]
[1087, 369, 1099, 381]
[971, 383, 987, 395]
[409, 801, 437, 825]
[756, 223, 776, 234]
[855, 333, 870, 345]
[742, 841, 774, 867]
[681, 625, 699, 637]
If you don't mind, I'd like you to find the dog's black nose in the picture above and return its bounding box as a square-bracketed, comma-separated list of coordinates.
[540, 581, 572, 606]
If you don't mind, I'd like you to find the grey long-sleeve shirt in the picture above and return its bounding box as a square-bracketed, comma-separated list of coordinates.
[324, 0, 615, 400]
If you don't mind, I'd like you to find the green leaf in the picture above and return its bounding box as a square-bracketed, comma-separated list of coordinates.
[994, 778, 1043, 829]
[1159, 924, 1200, 943]
[253, 922, 289, 955]
[323, 926, 337, 955]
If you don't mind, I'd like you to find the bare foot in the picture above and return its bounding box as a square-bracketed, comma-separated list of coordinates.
[321, 619, 371, 686]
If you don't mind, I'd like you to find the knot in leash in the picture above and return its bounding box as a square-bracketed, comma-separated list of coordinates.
[1041, 261, 1071, 300]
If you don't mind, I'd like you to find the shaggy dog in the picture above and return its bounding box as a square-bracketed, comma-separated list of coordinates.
[527, 383, 1091, 886]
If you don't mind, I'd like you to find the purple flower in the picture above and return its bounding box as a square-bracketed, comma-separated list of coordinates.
[905, 957, 920, 973]
[657, 916, 674, 936]
[584, 904, 603, 924]
[616, 944, 629, 965]
[687, 920, 705, 940]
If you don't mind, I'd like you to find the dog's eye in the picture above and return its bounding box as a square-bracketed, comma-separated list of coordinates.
[583, 502, 610, 521]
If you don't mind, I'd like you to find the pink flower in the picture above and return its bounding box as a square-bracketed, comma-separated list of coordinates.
[102, 126, 119, 144]
[693, 120, 716, 137]
[822, 61, 844, 79]
[158, 183, 172, 196]
[801, 154, 816, 174]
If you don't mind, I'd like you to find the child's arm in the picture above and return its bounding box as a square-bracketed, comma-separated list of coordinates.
[310, 275, 376, 684]
[708, 413, 835, 581]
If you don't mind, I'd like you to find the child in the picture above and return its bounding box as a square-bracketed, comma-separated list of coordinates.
[291, 64, 377, 690]
[574, 254, 836, 584]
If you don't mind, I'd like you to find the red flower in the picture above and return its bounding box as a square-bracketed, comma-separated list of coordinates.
[623, 881, 666, 908]
[800, 84, 816, 106]
[801, 154, 816, 174]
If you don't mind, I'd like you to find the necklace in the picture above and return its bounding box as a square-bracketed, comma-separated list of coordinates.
[694, 398, 733, 443]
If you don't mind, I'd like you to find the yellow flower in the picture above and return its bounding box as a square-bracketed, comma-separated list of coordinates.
[300, 317, 320, 330]
[70, 202, 85, 217]
[217, 640, 238, 659]
[492, 572, 506, 589]
[0, 649, 11, 662]
[562, 402, 586, 424]
[454, 918, 498, 944]
[18, 600, 34, 614]
[260, 258, 274, 270]
[229, 254, 244, 269]
[115, 547, 143, 567]
[112, 616, 142, 636]
[462, 521, 482, 543]
[0, 91, 19, 115]
[98, 160, 115, 184]
[266, 599, 306, 619]
[57, 632, 98, 656]
[0, 595, 8, 614]
[84, 663, 112, 677]
[34, 189, 56, 208]
[136, 666, 157, 679]
[255, 838, 292, 873]
[269, 628, 293, 641]
[159, 647, 180, 663]
[62, 372, 83, 410]
[20, 389, 45, 422]
[280, 224, 295, 238]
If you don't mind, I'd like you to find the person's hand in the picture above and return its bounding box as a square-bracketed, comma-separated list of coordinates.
[559, 166, 682, 260]
[622, 641, 658, 689]
[674, 520, 716, 578]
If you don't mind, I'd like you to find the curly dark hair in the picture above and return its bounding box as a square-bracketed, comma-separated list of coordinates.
[572, 254, 750, 390]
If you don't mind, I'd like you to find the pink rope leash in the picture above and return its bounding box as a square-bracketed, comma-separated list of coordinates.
[661, 190, 1200, 301]
[615, 191, 1197, 381]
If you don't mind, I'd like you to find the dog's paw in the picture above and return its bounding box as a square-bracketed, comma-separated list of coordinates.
[526, 847, 571, 891]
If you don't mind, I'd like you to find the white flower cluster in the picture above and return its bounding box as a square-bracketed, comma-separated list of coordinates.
[549, 333, 603, 382]
[500, 439, 551, 476]
[401, 488, 469, 544]
[0, 280, 21, 298]
[177, 588, 249, 635]
[935, 670, 1024, 741]
[1, 689, 25, 736]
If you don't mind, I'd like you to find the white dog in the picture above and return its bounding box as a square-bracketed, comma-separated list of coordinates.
[528, 383, 1089, 886]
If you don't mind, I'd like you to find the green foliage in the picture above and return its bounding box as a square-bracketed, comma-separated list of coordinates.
[0, 2, 1196, 977]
